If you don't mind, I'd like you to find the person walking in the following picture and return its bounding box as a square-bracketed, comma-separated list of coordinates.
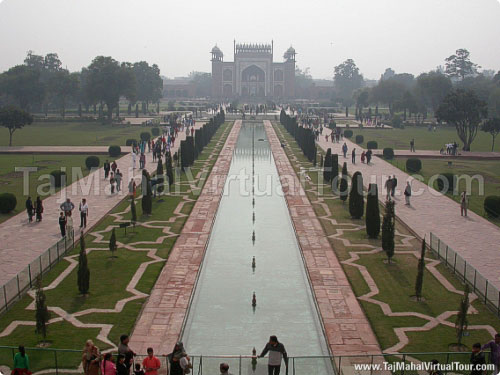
[470, 343, 486, 375]
[100, 353, 116, 375]
[168, 342, 186, 375]
[35, 196, 43, 222]
[129, 178, 137, 198]
[26, 196, 34, 223]
[391, 175, 398, 197]
[259, 335, 288, 375]
[115, 169, 122, 192]
[59, 212, 67, 237]
[410, 138, 415, 152]
[103, 160, 111, 179]
[82, 339, 100, 375]
[12, 345, 31, 375]
[351, 148, 356, 164]
[110, 172, 116, 194]
[461, 192, 468, 217]
[118, 334, 136, 373]
[111, 160, 118, 174]
[60, 198, 75, 217]
[342, 143, 348, 158]
[79, 199, 89, 228]
[142, 348, 161, 375]
[366, 149, 372, 164]
[385, 177, 393, 201]
[404, 181, 412, 206]
[132, 151, 137, 169]
[482, 333, 500, 374]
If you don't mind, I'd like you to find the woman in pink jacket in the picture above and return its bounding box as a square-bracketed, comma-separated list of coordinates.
[101, 353, 116, 375]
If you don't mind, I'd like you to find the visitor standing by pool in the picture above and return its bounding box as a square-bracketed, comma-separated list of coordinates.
[259, 336, 288, 375]
[168, 342, 186, 375]
[12, 345, 31, 375]
[82, 339, 100, 375]
[142, 348, 161, 375]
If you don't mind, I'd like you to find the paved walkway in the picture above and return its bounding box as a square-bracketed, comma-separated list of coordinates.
[0, 125, 203, 287]
[130, 121, 242, 354]
[315, 136, 500, 292]
[0, 146, 111, 154]
[371, 149, 500, 160]
[264, 121, 381, 356]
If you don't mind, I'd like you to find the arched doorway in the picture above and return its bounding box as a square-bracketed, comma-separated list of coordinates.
[241, 65, 265, 97]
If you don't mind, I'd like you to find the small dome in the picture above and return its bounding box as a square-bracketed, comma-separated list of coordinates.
[211, 45, 222, 55]
[286, 46, 295, 54]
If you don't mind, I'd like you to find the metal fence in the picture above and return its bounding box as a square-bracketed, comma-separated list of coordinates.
[429, 232, 500, 316]
[0, 346, 487, 375]
[0, 228, 75, 315]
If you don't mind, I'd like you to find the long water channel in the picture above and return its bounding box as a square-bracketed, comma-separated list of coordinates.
[181, 121, 332, 374]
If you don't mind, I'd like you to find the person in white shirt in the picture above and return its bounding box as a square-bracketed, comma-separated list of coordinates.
[79, 198, 89, 228]
[132, 152, 137, 169]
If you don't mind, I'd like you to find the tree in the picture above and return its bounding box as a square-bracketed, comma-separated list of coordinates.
[0, 106, 34, 146]
[436, 89, 488, 151]
[156, 159, 164, 194]
[380, 68, 395, 81]
[47, 70, 79, 118]
[415, 237, 426, 302]
[382, 200, 395, 263]
[334, 59, 364, 106]
[349, 171, 364, 219]
[331, 154, 339, 189]
[488, 87, 500, 119]
[339, 162, 348, 203]
[141, 171, 153, 215]
[371, 78, 406, 116]
[133, 62, 163, 110]
[455, 284, 470, 346]
[130, 198, 137, 227]
[35, 276, 50, 342]
[0, 65, 45, 110]
[365, 184, 380, 239]
[481, 118, 500, 151]
[77, 236, 90, 295]
[189, 71, 212, 97]
[109, 228, 117, 257]
[445, 49, 479, 81]
[323, 148, 332, 182]
[165, 152, 174, 190]
[415, 71, 452, 113]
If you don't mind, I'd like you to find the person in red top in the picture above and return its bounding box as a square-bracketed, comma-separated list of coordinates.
[142, 347, 161, 375]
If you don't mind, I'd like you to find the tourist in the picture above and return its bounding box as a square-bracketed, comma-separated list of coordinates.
[325, 134, 329, 142]
[391, 175, 398, 197]
[142, 347, 161, 375]
[168, 342, 186, 375]
[35, 196, 44, 222]
[361, 150, 366, 163]
[129, 179, 137, 198]
[60, 198, 75, 217]
[410, 138, 415, 152]
[427, 359, 443, 375]
[385, 177, 393, 201]
[104, 160, 111, 179]
[140, 153, 146, 169]
[59, 212, 67, 237]
[12, 345, 30, 375]
[118, 334, 136, 372]
[82, 339, 100, 375]
[259, 336, 288, 375]
[132, 151, 137, 169]
[404, 182, 412, 206]
[351, 148, 356, 164]
[366, 149, 372, 164]
[101, 353, 116, 375]
[460, 192, 468, 217]
[116, 355, 128, 375]
[111, 161, 118, 174]
[110, 172, 116, 194]
[25, 196, 34, 223]
[115, 169, 123, 192]
[470, 343, 486, 375]
[133, 363, 144, 375]
[482, 333, 500, 374]
[219, 363, 232, 375]
[342, 143, 348, 158]
[79, 198, 89, 228]
[179, 352, 192, 374]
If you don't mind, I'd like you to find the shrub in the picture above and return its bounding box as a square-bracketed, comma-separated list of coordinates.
[85, 156, 100, 170]
[355, 135, 364, 144]
[383, 148, 394, 160]
[0, 193, 17, 214]
[108, 145, 121, 157]
[125, 139, 137, 146]
[140, 132, 151, 141]
[50, 170, 67, 188]
[436, 173, 455, 194]
[367, 141, 378, 150]
[484, 196, 500, 218]
[391, 114, 403, 128]
[406, 158, 422, 173]
[365, 184, 380, 239]
[349, 171, 364, 219]
[344, 130, 353, 138]
[151, 127, 160, 136]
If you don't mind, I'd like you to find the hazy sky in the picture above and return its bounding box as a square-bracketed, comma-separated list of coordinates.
[1, 0, 499, 80]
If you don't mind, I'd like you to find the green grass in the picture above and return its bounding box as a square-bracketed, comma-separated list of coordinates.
[273, 120, 500, 353]
[0, 121, 155, 147]
[353, 126, 498, 152]
[0, 122, 232, 371]
[0, 154, 116, 224]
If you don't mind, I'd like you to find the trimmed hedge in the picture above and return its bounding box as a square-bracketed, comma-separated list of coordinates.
[367, 141, 378, 150]
[50, 170, 67, 188]
[344, 130, 353, 138]
[0, 193, 17, 214]
[355, 135, 364, 144]
[436, 173, 455, 193]
[383, 148, 394, 160]
[484, 196, 500, 218]
[108, 145, 121, 157]
[140, 132, 151, 141]
[85, 156, 100, 170]
[151, 127, 160, 136]
[126, 139, 137, 146]
[406, 158, 422, 173]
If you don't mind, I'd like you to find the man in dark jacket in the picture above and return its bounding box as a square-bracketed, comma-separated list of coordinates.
[470, 342, 486, 375]
[259, 336, 288, 375]
[482, 333, 500, 374]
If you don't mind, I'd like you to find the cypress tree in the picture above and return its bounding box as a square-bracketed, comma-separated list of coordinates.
[180, 140, 188, 171]
[455, 284, 470, 346]
[365, 183, 381, 239]
[116, 103, 119, 118]
[320, 154, 324, 168]
[166, 152, 174, 190]
[130, 198, 137, 226]
[156, 102, 160, 114]
[415, 237, 426, 301]
[35, 276, 50, 341]
[382, 200, 395, 263]
[339, 162, 348, 203]
[128, 103, 132, 116]
[349, 171, 364, 219]
[156, 159, 164, 194]
[77, 236, 90, 295]
[323, 148, 332, 182]
[313, 151, 317, 167]
[135, 103, 139, 118]
[331, 154, 339, 189]
[78, 104, 82, 117]
[109, 228, 117, 257]
[141, 172, 153, 215]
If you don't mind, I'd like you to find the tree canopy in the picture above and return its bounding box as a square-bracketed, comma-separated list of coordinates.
[0, 106, 34, 146]
[445, 48, 480, 81]
[334, 59, 364, 106]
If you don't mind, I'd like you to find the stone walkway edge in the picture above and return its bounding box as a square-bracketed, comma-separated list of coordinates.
[129, 121, 242, 354]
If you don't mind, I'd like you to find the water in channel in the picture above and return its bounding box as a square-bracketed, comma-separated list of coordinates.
[181, 121, 332, 374]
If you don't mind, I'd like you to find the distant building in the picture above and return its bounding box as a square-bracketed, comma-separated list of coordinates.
[211, 41, 296, 100]
[163, 78, 196, 98]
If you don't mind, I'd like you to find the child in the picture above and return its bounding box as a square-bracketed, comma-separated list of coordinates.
[116, 355, 128, 375]
[134, 363, 144, 375]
